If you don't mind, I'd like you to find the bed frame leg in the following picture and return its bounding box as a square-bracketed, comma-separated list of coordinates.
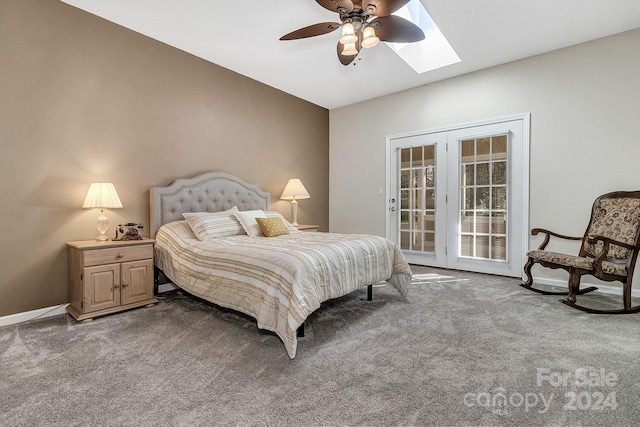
[153, 266, 160, 295]
[297, 322, 305, 338]
[367, 284, 373, 301]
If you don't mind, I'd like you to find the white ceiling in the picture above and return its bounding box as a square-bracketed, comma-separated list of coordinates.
[60, 0, 640, 109]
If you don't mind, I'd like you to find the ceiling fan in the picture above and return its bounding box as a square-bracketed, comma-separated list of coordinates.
[280, 0, 425, 65]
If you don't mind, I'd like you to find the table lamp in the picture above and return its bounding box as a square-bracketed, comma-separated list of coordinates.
[82, 183, 123, 241]
[280, 178, 310, 227]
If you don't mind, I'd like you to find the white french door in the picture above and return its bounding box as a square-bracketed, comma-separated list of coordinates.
[388, 132, 449, 268]
[387, 115, 529, 277]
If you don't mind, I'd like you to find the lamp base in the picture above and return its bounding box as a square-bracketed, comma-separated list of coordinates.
[290, 199, 299, 227]
[96, 210, 110, 242]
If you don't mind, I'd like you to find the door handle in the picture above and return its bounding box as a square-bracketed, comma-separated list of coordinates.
[389, 206, 396, 212]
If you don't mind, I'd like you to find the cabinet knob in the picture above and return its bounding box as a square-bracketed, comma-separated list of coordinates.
[117, 252, 125, 258]
[121, 281, 129, 287]
[113, 283, 121, 288]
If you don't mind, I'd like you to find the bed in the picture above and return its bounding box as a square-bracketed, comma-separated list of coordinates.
[150, 172, 412, 358]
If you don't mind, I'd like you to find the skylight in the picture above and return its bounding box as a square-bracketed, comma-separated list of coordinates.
[388, 0, 460, 73]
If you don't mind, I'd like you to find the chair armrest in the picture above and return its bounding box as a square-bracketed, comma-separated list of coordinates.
[531, 228, 582, 250]
[588, 235, 640, 275]
[587, 235, 640, 251]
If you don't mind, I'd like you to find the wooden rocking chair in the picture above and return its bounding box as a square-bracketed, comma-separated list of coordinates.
[521, 191, 640, 314]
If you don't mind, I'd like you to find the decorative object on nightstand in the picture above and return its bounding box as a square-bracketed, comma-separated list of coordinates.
[280, 178, 310, 227]
[66, 239, 158, 322]
[82, 183, 123, 241]
[296, 224, 319, 232]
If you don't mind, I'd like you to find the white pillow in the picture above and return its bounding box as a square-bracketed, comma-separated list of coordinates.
[265, 211, 298, 233]
[182, 207, 245, 240]
[234, 209, 267, 237]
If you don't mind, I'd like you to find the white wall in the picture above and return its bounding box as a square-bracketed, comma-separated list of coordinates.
[329, 28, 640, 284]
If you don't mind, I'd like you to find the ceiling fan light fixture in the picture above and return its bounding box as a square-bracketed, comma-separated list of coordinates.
[341, 42, 358, 56]
[361, 26, 380, 49]
[339, 22, 358, 45]
[280, 0, 432, 66]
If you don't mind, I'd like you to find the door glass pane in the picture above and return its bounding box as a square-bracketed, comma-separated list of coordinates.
[425, 165, 435, 187]
[399, 144, 437, 254]
[476, 187, 489, 209]
[424, 211, 435, 231]
[462, 164, 474, 186]
[492, 135, 508, 160]
[401, 211, 410, 230]
[458, 134, 509, 261]
[461, 140, 474, 161]
[425, 189, 435, 209]
[491, 236, 507, 261]
[400, 170, 410, 189]
[463, 188, 474, 210]
[492, 161, 507, 185]
[424, 146, 435, 165]
[461, 211, 474, 233]
[477, 138, 490, 160]
[400, 190, 409, 209]
[424, 233, 435, 252]
[460, 235, 474, 257]
[492, 187, 507, 210]
[476, 163, 490, 185]
[412, 189, 422, 209]
[400, 231, 410, 250]
[491, 212, 506, 234]
[401, 149, 411, 167]
[412, 146, 423, 166]
[476, 213, 489, 233]
[476, 236, 490, 258]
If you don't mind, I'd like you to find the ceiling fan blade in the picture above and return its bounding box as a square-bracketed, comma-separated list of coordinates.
[371, 15, 425, 43]
[362, 0, 410, 17]
[280, 22, 341, 40]
[316, 0, 354, 13]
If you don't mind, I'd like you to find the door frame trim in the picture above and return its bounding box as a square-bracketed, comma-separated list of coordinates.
[385, 113, 530, 278]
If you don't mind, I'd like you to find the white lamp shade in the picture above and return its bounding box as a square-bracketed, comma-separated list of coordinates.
[82, 183, 123, 209]
[361, 26, 380, 48]
[280, 179, 310, 200]
[341, 42, 358, 56]
[339, 22, 358, 45]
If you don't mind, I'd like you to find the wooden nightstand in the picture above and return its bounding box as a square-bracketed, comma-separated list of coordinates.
[66, 239, 158, 322]
[296, 224, 319, 232]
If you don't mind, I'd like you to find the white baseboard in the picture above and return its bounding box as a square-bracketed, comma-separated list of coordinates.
[0, 304, 69, 328]
[530, 276, 640, 298]
[0, 284, 179, 329]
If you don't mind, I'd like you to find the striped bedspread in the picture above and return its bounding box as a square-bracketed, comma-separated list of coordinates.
[154, 220, 412, 358]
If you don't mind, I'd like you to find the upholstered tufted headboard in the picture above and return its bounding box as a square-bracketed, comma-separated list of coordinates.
[149, 172, 271, 238]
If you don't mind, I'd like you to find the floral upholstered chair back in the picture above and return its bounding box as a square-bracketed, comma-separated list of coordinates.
[582, 196, 640, 261]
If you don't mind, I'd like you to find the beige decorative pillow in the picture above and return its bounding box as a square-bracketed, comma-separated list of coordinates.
[256, 217, 290, 237]
[182, 207, 245, 240]
[234, 209, 267, 237]
[265, 211, 299, 233]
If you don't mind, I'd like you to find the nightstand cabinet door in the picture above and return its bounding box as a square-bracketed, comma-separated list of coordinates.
[83, 264, 121, 313]
[121, 259, 154, 305]
[67, 239, 158, 322]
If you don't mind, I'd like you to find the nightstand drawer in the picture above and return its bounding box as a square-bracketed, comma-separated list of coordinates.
[83, 245, 153, 267]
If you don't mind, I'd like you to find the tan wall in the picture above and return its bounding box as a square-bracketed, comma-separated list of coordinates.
[0, 0, 329, 316]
